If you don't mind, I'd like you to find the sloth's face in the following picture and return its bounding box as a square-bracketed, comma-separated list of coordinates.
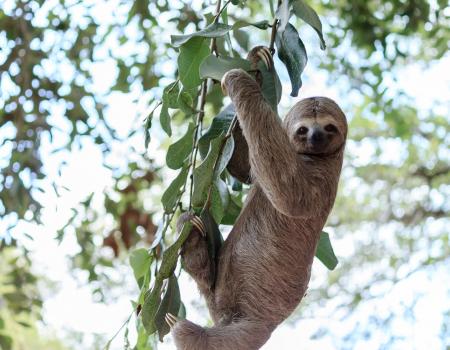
[284, 97, 347, 156]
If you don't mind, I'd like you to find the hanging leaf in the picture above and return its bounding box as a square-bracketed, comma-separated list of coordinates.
[159, 104, 171, 136]
[210, 179, 230, 223]
[144, 106, 156, 148]
[178, 37, 210, 89]
[142, 222, 192, 334]
[276, 0, 291, 33]
[221, 194, 242, 225]
[177, 90, 195, 115]
[214, 136, 234, 178]
[129, 248, 152, 285]
[178, 301, 186, 319]
[161, 164, 189, 213]
[291, 0, 326, 49]
[155, 274, 181, 341]
[163, 81, 180, 109]
[315, 231, 338, 270]
[258, 60, 282, 113]
[166, 122, 194, 170]
[192, 135, 223, 207]
[192, 133, 233, 208]
[171, 22, 232, 47]
[142, 279, 163, 335]
[200, 209, 223, 288]
[199, 55, 251, 81]
[275, 23, 308, 97]
[199, 104, 235, 159]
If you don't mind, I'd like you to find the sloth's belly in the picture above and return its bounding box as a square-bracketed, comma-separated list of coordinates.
[214, 187, 323, 323]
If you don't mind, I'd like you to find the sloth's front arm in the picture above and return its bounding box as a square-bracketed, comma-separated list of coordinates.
[222, 69, 317, 218]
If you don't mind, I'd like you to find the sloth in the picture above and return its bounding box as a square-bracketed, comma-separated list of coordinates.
[165, 46, 348, 350]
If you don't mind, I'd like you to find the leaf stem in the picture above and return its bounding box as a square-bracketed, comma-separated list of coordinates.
[269, 0, 282, 53]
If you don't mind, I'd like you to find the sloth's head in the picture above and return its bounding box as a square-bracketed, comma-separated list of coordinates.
[284, 97, 347, 156]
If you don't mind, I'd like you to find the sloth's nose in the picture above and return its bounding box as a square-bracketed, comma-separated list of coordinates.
[310, 129, 325, 145]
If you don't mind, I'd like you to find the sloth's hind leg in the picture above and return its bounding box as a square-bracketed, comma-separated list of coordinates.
[170, 316, 273, 350]
[177, 212, 212, 297]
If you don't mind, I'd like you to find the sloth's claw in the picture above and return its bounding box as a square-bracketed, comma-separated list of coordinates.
[190, 215, 207, 237]
[256, 47, 273, 71]
[165, 313, 179, 328]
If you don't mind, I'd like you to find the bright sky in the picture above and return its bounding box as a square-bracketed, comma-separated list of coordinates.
[1, 0, 450, 349]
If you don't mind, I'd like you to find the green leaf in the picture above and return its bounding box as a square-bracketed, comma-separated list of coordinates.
[155, 274, 181, 341]
[178, 37, 210, 89]
[199, 55, 251, 81]
[291, 0, 326, 49]
[144, 106, 156, 148]
[214, 136, 234, 178]
[210, 179, 230, 223]
[199, 104, 235, 159]
[275, 23, 308, 97]
[163, 81, 180, 109]
[171, 22, 232, 47]
[177, 90, 195, 115]
[130, 249, 152, 284]
[178, 301, 187, 319]
[315, 231, 338, 270]
[200, 209, 223, 287]
[232, 20, 270, 30]
[166, 122, 194, 170]
[159, 104, 171, 136]
[142, 279, 163, 335]
[192, 133, 231, 208]
[258, 60, 282, 113]
[161, 164, 189, 213]
[276, 0, 291, 33]
[222, 194, 242, 225]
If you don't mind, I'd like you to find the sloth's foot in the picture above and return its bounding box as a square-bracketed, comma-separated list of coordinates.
[165, 312, 179, 328]
[247, 46, 273, 71]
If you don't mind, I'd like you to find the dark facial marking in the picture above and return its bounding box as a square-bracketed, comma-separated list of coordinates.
[297, 126, 308, 135]
[324, 124, 338, 133]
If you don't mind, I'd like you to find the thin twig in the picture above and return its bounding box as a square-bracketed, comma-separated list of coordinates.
[269, 0, 282, 53]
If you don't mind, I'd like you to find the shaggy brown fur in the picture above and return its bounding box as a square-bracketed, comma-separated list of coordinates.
[171, 47, 347, 349]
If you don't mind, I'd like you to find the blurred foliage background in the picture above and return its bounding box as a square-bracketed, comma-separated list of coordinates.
[0, 0, 449, 349]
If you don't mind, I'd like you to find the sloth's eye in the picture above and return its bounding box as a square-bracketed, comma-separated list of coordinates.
[296, 126, 308, 135]
[324, 124, 338, 133]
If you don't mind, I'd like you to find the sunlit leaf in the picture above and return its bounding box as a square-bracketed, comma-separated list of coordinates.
[163, 81, 180, 109]
[315, 231, 338, 270]
[171, 23, 232, 47]
[275, 23, 308, 97]
[161, 164, 189, 213]
[291, 0, 326, 49]
[276, 0, 291, 33]
[166, 122, 194, 170]
[129, 248, 152, 284]
[178, 38, 210, 89]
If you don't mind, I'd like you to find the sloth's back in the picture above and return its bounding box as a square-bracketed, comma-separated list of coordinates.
[213, 185, 322, 325]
